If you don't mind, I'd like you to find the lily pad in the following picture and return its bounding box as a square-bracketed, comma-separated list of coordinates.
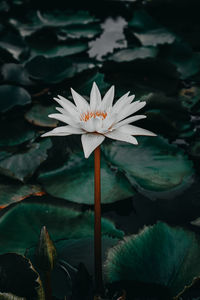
[108, 46, 158, 62]
[0, 85, 31, 113]
[1, 63, 33, 86]
[179, 86, 200, 113]
[25, 56, 92, 84]
[38, 10, 98, 27]
[0, 201, 123, 254]
[25, 104, 58, 128]
[105, 222, 200, 297]
[0, 253, 44, 299]
[103, 136, 194, 200]
[128, 10, 175, 46]
[0, 119, 36, 146]
[0, 139, 52, 182]
[0, 293, 25, 300]
[57, 24, 101, 40]
[38, 151, 134, 204]
[0, 182, 43, 208]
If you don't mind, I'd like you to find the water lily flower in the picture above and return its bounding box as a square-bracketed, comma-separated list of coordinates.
[41, 82, 156, 158]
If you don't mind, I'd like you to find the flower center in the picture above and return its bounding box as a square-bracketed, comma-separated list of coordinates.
[80, 111, 107, 122]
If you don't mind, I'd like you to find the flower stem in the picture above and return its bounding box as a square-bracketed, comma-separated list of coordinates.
[94, 146, 103, 294]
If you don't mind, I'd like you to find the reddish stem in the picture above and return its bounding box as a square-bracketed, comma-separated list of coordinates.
[94, 146, 103, 294]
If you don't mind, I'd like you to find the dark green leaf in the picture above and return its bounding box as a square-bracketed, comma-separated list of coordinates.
[0, 139, 52, 182]
[1, 64, 33, 86]
[38, 151, 134, 204]
[0, 182, 43, 207]
[0, 200, 124, 254]
[25, 104, 58, 128]
[108, 46, 158, 62]
[103, 136, 194, 200]
[105, 222, 200, 297]
[0, 85, 31, 113]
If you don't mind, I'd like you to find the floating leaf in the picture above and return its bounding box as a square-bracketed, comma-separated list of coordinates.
[0, 139, 52, 182]
[1, 63, 33, 86]
[0, 253, 44, 299]
[0, 181, 43, 208]
[128, 10, 175, 46]
[0, 85, 31, 113]
[105, 222, 200, 297]
[108, 46, 158, 62]
[38, 151, 134, 204]
[25, 56, 92, 84]
[0, 119, 36, 146]
[0, 201, 123, 254]
[57, 24, 101, 40]
[25, 104, 58, 128]
[103, 136, 194, 200]
[0, 293, 25, 300]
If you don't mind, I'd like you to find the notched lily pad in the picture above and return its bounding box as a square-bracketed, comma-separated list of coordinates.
[0, 201, 123, 254]
[38, 151, 134, 205]
[103, 136, 194, 200]
[25, 104, 58, 128]
[105, 222, 200, 297]
[0, 253, 44, 299]
[0, 85, 31, 113]
[0, 139, 52, 182]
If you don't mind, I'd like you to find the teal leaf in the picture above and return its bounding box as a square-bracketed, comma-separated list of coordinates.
[38, 151, 134, 205]
[105, 222, 200, 297]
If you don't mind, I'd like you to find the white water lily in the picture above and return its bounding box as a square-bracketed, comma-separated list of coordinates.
[41, 82, 156, 158]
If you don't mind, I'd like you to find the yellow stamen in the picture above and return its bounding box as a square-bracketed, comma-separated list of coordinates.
[80, 111, 107, 122]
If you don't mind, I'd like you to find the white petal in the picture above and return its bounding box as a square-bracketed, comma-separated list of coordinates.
[54, 96, 78, 116]
[71, 88, 90, 112]
[104, 130, 138, 145]
[112, 92, 134, 114]
[113, 115, 147, 129]
[90, 82, 102, 111]
[48, 113, 79, 127]
[117, 124, 156, 136]
[41, 125, 84, 137]
[81, 133, 105, 158]
[80, 119, 95, 132]
[100, 85, 115, 110]
[115, 101, 146, 123]
[98, 114, 116, 133]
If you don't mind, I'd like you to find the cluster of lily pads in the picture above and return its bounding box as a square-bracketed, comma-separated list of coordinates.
[0, 0, 200, 299]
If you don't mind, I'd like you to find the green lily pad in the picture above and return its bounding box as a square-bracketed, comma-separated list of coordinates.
[0, 119, 36, 146]
[128, 10, 175, 46]
[0, 182, 43, 208]
[25, 104, 58, 128]
[0, 139, 52, 182]
[29, 41, 88, 58]
[105, 222, 200, 297]
[0, 201, 123, 254]
[162, 42, 200, 79]
[1, 63, 33, 86]
[0, 253, 44, 299]
[103, 136, 194, 199]
[38, 10, 98, 27]
[25, 56, 93, 84]
[57, 23, 101, 40]
[38, 151, 134, 204]
[0, 85, 31, 113]
[108, 46, 158, 62]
